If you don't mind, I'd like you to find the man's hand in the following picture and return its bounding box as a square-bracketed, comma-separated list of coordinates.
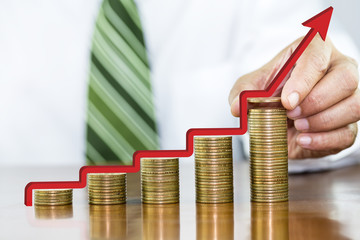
[229, 35, 359, 159]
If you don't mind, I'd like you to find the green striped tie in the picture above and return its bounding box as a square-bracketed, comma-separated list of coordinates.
[86, 0, 158, 165]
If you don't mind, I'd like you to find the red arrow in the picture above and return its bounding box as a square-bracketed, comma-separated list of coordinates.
[24, 7, 334, 206]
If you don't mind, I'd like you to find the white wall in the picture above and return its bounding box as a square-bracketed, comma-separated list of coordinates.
[326, 0, 360, 49]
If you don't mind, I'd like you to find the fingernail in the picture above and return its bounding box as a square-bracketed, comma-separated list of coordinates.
[287, 92, 299, 109]
[287, 106, 301, 119]
[298, 135, 312, 146]
[294, 118, 309, 131]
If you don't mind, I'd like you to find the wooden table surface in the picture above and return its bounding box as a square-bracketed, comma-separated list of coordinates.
[1, 160, 359, 240]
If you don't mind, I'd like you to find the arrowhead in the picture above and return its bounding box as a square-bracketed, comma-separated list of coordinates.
[302, 6, 333, 41]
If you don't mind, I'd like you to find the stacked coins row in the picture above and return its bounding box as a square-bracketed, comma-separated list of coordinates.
[141, 158, 179, 204]
[194, 136, 234, 203]
[88, 173, 127, 205]
[248, 97, 288, 202]
[34, 189, 73, 206]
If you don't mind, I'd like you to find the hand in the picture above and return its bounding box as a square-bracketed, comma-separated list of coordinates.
[229, 35, 359, 159]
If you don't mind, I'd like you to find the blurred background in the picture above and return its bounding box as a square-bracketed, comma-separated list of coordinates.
[0, 0, 359, 166]
[328, 0, 360, 47]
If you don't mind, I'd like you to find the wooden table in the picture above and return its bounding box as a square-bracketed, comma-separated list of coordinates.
[1, 160, 359, 239]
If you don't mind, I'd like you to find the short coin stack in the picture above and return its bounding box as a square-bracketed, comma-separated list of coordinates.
[194, 136, 233, 203]
[248, 97, 288, 202]
[34, 189, 73, 206]
[141, 158, 179, 204]
[88, 173, 127, 205]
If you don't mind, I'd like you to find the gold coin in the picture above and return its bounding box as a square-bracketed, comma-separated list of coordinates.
[142, 199, 179, 203]
[88, 198, 126, 201]
[142, 183, 178, 188]
[250, 137, 287, 142]
[195, 158, 233, 163]
[141, 177, 178, 181]
[251, 195, 288, 200]
[88, 173, 125, 178]
[248, 107, 285, 112]
[196, 163, 233, 167]
[250, 189, 288, 194]
[88, 181, 126, 185]
[196, 182, 233, 187]
[196, 197, 233, 203]
[195, 176, 233, 181]
[249, 121, 286, 125]
[195, 136, 232, 141]
[194, 143, 232, 148]
[35, 196, 73, 201]
[250, 160, 287, 164]
[142, 185, 179, 189]
[141, 162, 179, 166]
[194, 149, 233, 154]
[34, 199, 73, 204]
[247, 97, 281, 103]
[35, 189, 72, 195]
[250, 142, 288, 147]
[250, 187, 288, 192]
[195, 152, 233, 156]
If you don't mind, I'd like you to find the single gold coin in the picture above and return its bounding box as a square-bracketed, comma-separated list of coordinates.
[248, 97, 281, 103]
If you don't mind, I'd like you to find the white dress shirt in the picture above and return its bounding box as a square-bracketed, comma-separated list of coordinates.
[0, 0, 359, 172]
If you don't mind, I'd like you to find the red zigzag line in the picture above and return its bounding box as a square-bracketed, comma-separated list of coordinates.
[24, 24, 322, 206]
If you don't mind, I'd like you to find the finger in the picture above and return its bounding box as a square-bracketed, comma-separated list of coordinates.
[296, 123, 358, 151]
[281, 35, 333, 110]
[287, 56, 359, 119]
[294, 90, 360, 132]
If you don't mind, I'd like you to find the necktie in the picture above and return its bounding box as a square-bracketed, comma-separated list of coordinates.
[86, 0, 158, 165]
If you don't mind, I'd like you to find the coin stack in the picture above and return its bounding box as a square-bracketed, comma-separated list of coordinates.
[141, 158, 179, 204]
[194, 136, 233, 204]
[88, 173, 127, 205]
[34, 189, 73, 206]
[248, 97, 288, 202]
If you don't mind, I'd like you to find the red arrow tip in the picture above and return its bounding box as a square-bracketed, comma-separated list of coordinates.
[302, 6, 333, 41]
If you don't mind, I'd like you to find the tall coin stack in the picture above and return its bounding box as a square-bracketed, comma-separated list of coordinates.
[194, 136, 233, 204]
[34, 189, 73, 206]
[88, 173, 127, 205]
[248, 97, 288, 202]
[141, 158, 179, 204]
